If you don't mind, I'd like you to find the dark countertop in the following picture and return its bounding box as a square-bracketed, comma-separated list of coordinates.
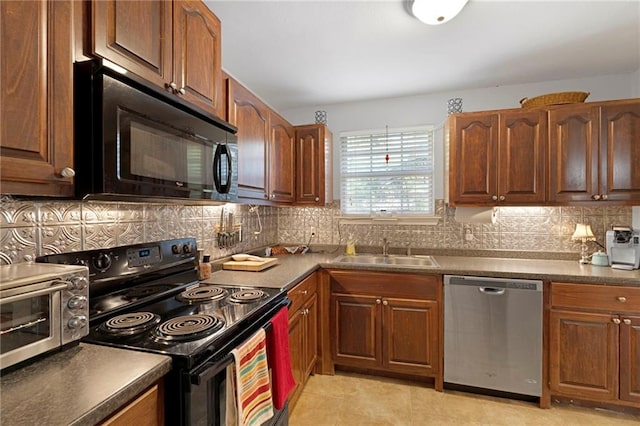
[0, 343, 171, 426]
[203, 252, 640, 289]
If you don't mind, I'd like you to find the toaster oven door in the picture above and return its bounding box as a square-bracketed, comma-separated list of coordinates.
[0, 283, 63, 371]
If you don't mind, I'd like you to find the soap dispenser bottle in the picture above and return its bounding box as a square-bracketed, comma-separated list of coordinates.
[345, 235, 356, 256]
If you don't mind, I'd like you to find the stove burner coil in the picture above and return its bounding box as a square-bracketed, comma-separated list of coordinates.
[228, 289, 267, 304]
[155, 314, 224, 341]
[178, 286, 228, 303]
[100, 312, 161, 336]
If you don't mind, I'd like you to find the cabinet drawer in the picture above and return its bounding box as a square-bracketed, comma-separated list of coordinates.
[288, 273, 317, 314]
[551, 282, 640, 313]
[329, 270, 439, 300]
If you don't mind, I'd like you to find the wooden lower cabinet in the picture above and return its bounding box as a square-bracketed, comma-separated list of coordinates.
[100, 381, 164, 426]
[549, 282, 640, 408]
[329, 270, 442, 385]
[287, 272, 318, 409]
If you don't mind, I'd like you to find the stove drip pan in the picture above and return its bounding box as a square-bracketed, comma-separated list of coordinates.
[100, 312, 161, 336]
[178, 286, 228, 303]
[228, 289, 268, 304]
[155, 314, 224, 341]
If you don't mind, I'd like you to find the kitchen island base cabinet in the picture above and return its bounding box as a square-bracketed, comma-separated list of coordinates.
[287, 272, 318, 410]
[549, 282, 640, 408]
[329, 270, 442, 389]
[100, 381, 164, 426]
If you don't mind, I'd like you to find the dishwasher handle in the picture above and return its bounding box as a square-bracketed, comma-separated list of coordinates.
[478, 287, 505, 295]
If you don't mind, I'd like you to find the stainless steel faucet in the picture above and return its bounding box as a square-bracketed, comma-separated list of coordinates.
[405, 242, 412, 257]
[382, 238, 390, 256]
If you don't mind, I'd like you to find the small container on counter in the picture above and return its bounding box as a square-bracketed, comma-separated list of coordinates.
[198, 252, 212, 280]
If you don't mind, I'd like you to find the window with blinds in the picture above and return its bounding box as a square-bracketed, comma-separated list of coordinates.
[340, 126, 435, 217]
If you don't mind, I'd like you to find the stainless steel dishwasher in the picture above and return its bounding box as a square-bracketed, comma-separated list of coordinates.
[444, 275, 542, 397]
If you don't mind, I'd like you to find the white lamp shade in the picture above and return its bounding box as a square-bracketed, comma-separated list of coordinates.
[571, 223, 596, 241]
[411, 0, 469, 25]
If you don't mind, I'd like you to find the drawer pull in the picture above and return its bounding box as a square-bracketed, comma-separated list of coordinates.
[612, 318, 621, 324]
[623, 319, 631, 325]
[617, 296, 627, 303]
[300, 290, 308, 295]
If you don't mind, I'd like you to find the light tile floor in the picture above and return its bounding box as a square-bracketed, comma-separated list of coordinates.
[289, 372, 640, 426]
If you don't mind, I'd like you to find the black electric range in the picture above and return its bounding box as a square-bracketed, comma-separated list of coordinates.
[37, 238, 289, 425]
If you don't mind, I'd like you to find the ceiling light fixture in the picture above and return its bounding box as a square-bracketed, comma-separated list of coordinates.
[411, 0, 469, 25]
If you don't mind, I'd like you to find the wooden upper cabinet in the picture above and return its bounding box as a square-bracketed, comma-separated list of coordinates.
[449, 110, 546, 206]
[91, 0, 172, 89]
[227, 78, 269, 201]
[91, 0, 223, 118]
[294, 124, 333, 205]
[548, 104, 600, 203]
[173, 0, 223, 118]
[600, 101, 640, 202]
[448, 112, 499, 205]
[549, 99, 640, 204]
[498, 110, 547, 204]
[0, 0, 75, 196]
[268, 112, 295, 203]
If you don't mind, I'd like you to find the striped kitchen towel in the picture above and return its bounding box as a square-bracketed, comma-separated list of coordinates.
[230, 328, 274, 426]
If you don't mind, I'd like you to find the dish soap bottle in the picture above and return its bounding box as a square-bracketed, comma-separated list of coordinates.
[345, 235, 356, 256]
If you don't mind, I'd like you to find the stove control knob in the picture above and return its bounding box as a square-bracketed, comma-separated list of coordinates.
[182, 243, 192, 254]
[68, 295, 87, 310]
[69, 276, 88, 290]
[171, 244, 182, 254]
[93, 253, 112, 271]
[68, 315, 87, 330]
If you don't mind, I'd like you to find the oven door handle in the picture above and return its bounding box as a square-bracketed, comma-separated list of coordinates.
[1, 282, 68, 304]
[192, 354, 234, 386]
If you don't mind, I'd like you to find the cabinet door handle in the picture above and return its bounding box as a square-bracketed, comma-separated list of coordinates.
[179, 87, 186, 95]
[623, 319, 631, 325]
[612, 318, 621, 324]
[60, 167, 75, 178]
[376, 299, 381, 304]
[601, 194, 608, 200]
[491, 195, 498, 201]
[314, 197, 320, 202]
[618, 296, 627, 303]
[300, 290, 307, 295]
[499, 195, 506, 201]
[592, 194, 601, 200]
[382, 300, 388, 306]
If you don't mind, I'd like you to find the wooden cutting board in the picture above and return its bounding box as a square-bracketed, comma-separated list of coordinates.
[222, 257, 279, 272]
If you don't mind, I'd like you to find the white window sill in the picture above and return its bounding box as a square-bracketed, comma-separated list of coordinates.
[338, 216, 440, 226]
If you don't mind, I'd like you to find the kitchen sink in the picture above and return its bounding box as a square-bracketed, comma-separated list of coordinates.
[331, 254, 440, 268]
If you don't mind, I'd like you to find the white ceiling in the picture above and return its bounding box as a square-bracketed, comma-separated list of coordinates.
[206, 0, 640, 111]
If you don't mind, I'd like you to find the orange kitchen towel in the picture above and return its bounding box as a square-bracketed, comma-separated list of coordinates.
[267, 307, 296, 409]
[231, 328, 274, 426]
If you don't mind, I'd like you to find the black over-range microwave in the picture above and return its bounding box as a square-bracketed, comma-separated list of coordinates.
[74, 60, 238, 203]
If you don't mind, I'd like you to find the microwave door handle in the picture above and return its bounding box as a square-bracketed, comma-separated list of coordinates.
[213, 144, 223, 192]
[213, 144, 231, 194]
[222, 145, 232, 193]
[0, 282, 69, 304]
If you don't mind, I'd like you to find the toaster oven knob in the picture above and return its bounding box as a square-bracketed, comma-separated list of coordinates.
[68, 315, 87, 330]
[69, 276, 88, 290]
[93, 253, 112, 271]
[183, 244, 193, 254]
[68, 296, 87, 310]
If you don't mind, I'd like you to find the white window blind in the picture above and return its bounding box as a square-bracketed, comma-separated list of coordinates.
[340, 126, 434, 217]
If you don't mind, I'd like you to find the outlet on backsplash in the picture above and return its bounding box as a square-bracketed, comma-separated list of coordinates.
[463, 224, 474, 241]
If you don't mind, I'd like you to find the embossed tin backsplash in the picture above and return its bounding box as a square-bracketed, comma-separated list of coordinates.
[0, 198, 632, 265]
[0, 199, 277, 265]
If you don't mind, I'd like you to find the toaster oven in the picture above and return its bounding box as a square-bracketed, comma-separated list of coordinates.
[0, 263, 89, 372]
